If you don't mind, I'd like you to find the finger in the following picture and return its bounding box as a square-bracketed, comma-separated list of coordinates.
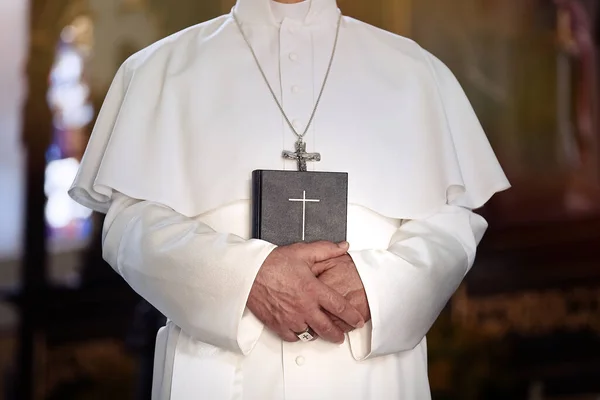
[317, 284, 364, 329]
[312, 253, 353, 276]
[311, 259, 335, 276]
[334, 320, 354, 333]
[289, 321, 310, 335]
[303, 241, 349, 263]
[326, 311, 355, 333]
[280, 329, 300, 343]
[306, 309, 346, 344]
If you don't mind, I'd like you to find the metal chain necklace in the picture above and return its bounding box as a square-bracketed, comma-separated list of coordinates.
[232, 11, 343, 171]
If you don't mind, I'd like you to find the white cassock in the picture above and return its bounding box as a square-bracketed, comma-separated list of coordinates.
[69, 0, 510, 398]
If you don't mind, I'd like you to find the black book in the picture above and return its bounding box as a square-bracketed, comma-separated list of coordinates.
[252, 170, 348, 246]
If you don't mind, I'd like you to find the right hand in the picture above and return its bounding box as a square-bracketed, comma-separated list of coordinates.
[247, 241, 365, 344]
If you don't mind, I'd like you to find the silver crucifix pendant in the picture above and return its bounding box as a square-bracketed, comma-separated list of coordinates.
[282, 139, 321, 172]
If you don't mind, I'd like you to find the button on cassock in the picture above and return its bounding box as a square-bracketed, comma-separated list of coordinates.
[295, 356, 305, 366]
[289, 52, 299, 61]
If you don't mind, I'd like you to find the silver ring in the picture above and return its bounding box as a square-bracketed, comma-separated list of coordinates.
[295, 327, 315, 342]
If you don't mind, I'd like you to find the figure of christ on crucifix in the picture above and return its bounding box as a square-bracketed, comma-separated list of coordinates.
[288, 190, 321, 241]
[282, 139, 321, 171]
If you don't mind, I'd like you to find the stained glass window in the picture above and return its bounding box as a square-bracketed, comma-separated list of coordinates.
[46, 18, 95, 246]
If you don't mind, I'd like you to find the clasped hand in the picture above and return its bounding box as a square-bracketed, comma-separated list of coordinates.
[247, 241, 371, 344]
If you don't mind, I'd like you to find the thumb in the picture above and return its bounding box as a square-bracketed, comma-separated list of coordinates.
[305, 241, 349, 263]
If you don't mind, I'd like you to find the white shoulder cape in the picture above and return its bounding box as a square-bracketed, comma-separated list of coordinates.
[69, 16, 510, 220]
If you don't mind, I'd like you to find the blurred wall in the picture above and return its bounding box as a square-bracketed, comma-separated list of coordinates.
[0, 0, 27, 262]
[87, 0, 159, 92]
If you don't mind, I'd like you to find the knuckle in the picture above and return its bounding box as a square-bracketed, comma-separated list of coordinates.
[313, 241, 332, 252]
[311, 320, 327, 333]
[333, 301, 347, 315]
[323, 242, 337, 251]
[293, 242, 308, 250]
[301, 279, 318, 295]
[290, 318, 306, 331]
[320, 323, 335, 335]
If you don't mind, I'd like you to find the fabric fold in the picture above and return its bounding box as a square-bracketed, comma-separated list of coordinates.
[347, 205, 487, 360]
[69, 17, 509, 221]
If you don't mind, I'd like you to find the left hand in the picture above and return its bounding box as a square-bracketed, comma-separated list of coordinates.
[312, 254, 371, 333]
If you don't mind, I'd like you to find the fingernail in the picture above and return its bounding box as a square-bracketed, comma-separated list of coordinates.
[356, 321, 365, 329]
[338, 241, 349, 248]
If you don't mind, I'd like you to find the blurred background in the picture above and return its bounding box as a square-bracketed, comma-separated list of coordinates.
[0, 0, 599, 399]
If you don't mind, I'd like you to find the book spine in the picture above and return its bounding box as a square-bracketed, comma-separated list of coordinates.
[251, 170, 262, 239]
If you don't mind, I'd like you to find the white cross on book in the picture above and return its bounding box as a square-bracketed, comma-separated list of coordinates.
[289, 190, 320, 241]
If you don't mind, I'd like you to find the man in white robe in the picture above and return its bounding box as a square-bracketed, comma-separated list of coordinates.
[69, 0, 511, 398]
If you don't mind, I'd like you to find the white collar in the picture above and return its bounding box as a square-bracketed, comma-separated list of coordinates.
[270, 1, 310, 23]
[233, 0, 339, 26]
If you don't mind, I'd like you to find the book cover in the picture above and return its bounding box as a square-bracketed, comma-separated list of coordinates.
[252, 170, 348, 246]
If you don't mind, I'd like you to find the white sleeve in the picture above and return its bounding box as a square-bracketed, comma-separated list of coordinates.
[102, 192, 277, 355]
[347, 205, 487, 360]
